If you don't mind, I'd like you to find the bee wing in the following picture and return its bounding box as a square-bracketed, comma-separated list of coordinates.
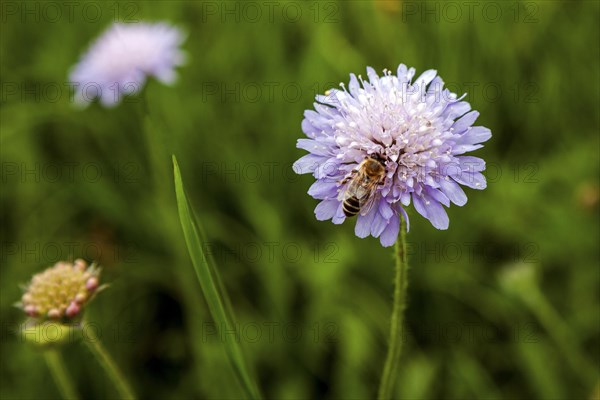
[338, 177, 360, 201]
[359, 192, 379, 216]
[337, 183, 348, 201]
[358, 180, 382, 216]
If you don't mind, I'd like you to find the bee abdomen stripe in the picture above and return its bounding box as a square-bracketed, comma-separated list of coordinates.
[342, 201, 360, 215]
[343, 203, 360, 212]
[346, 197, 360, 207]
[343, 206, 359, 217]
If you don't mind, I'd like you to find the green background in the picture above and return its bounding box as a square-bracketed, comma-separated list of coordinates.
[1, 1, 599, 399]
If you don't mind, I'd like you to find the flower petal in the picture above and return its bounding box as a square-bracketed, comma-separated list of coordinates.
[366, 66, 379, 83]
[455, 126, 492, 145]
[354, 206, 377, 238]
[348, 73, 360, 95]
[301, 118, 319, 139]
[427, 76, 445, 95]
[438, 178, 468, 206]
[315, 158, 342, 179]
[297, 139, 332, 156]
[379, 198, 394, 220]
[314, 200, 339, 221]
[452, 111, 480, 134]
[412, 194, 429, 219]
[293, 154, 323, 175]
[452, 172, 487, 190]
[371, 212, 388, 237]
[452, 144, 484, 155]
[397, 64, 408, 82]
[425, 187, 450, 207]
[380, 215, 400, 247]
[155, 68, 177, 85]
[308, 180, 339, 200]
[422, 198, 449, 230]
[414, 69, 437, 89]
[458, 156, 486, 172]
[444, 101, 471, 119]
[332, 202, 346, 224]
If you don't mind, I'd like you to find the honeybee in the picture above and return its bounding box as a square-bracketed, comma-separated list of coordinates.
[339, 155, 387, 217]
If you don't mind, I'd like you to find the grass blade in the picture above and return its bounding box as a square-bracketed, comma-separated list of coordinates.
[172, 155, 262, 400]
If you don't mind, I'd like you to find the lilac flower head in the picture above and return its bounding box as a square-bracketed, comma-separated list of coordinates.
[69, 22, 186, 107]
[294, 64, 491, 247]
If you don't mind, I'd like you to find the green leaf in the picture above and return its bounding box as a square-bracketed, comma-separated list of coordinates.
[172, 155, 262, 400]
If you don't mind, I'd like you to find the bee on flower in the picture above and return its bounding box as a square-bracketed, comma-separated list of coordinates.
[294, 64, 491, 246]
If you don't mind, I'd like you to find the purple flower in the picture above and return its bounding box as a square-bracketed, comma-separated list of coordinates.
[69, 22, 186, 107]
[294, 64, 491, 247]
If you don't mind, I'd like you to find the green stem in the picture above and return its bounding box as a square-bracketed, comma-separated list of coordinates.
[44, 349, 79, 400]
[83, 324, 136, 399]
[378, 216, 409, 400]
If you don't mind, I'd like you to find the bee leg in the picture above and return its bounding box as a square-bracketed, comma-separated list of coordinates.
[340, 170, 357, 185]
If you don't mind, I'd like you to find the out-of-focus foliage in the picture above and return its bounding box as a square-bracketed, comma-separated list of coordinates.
[1, 1, 598, 399]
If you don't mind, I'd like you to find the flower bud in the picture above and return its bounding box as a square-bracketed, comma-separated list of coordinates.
[24, 304, 37, 317]
[66, 302, 81, 318]
[86, 277, 99, 291]
[18, 260, 104, 322]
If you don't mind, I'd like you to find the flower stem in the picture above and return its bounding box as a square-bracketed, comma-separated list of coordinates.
[378, 216, 409, 400]
[83, 325, 136, 399]
[44, 349, 79, 400]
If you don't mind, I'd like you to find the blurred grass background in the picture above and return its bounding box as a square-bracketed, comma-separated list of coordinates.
[1, 0, 599, 399]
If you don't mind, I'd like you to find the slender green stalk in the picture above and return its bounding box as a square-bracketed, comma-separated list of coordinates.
[378, 216, 409, 400]
[44, 349, 79, 400]
[173, 156, 263, 400]
[83, 324, 136, 399]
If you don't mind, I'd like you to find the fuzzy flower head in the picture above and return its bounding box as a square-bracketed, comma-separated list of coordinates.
[70, 22, 186, 107]
[294, 64, 491, 247]
[18, 259, 103, 321]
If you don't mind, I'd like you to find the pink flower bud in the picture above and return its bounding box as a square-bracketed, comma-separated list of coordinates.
[65, 302, 80, 318]
[24, 305, 37, 317]
[86, 277, 99, 291]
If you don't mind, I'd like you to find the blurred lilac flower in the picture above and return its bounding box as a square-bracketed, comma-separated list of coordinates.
[294, 64, 491, 247]
[69, 22, 186, 107]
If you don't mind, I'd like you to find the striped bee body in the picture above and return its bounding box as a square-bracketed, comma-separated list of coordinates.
[342, 196, 362, 217]
[339, 156, 387, 218]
